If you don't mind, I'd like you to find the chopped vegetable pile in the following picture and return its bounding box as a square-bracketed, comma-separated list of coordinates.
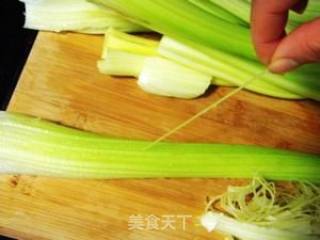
[202, 177, 320, 240]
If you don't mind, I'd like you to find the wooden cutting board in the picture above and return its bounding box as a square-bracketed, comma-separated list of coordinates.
[1, 32, 320, 240]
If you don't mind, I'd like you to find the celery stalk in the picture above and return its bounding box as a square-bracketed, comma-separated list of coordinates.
[98, 30, 231, 87]
[101, 29, 159, 58]
[21, 0, 147, 33]
[208, 0, 320, 31]
[89, 0, 256, 59]
[159, 37, 303, 99]
[208, 0, 250, 24]
[98, 29, 159, 77]
[98, 30, 318, 100]
[138, 57, 211, 99]
[98, 31, 231, 87]
[91, 1, 320, 101]
[98, 50, 146, 77]
[1, 111, 319, 181]
[98, 30, 295, 96]
[188, 0, 247, 26]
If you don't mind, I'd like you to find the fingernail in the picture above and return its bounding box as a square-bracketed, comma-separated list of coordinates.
[268, 59, 300, 73]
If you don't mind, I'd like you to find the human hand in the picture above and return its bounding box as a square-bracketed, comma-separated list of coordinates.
[251, 0, 320, 73]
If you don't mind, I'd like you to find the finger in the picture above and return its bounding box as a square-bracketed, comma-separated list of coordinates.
[251, 0, 301, 64]
[269, 18, 320, 73]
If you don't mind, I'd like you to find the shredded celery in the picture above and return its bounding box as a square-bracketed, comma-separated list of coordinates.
[202, 177, 320, 240]
[0, 111, 319, 181]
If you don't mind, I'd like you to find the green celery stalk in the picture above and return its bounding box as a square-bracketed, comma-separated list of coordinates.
[98, 50, 147, 77]
[99, 30, 299, 96]
[188, 0, 247, 26]
[158, 37, 304, 99]
[138, 56, 212, 99]
[90, 1, 320, 101]
[21, 0, 147, 33]
[101, 29, 159, 58]
[207, 0, 320, 31]
[98, 29, 159, 77]
[208, 0, 250, 24]
[89, 0, 256, 59]
[1, 111, 319, 181]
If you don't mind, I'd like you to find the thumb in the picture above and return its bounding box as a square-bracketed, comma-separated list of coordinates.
[269, 18, 320, 73]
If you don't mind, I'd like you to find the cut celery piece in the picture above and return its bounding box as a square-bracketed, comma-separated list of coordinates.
[99, 30, 232, 88]
[101, 29, 159, 58]
[138, 57, 211, 99]
[98, 50, 146, 77]
[22, 0, 147, 33]
[98, 29, 158, 77]
[1, 111, 320, 181]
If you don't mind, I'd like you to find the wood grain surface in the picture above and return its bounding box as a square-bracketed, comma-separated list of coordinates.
[1, 32, 320, 240]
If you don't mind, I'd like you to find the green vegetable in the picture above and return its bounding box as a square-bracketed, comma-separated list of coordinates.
[202, 177, 320, 240]
[188, 0, 246, 26]
[99, 29, 232, 88]
[97, 30, 213, 98]
[21, 0, 147, 33]
[158, 37, 304, 99]
[208, 0, 251, 24]
[90, 0, 256, 59]
[100, 29, 159, 58]
[98, 29, 158, 77]
[91, 0, 320, 101]
[98, 30, 307, 99]
[138, 57, 211, 99]
[209, 0, 320, 31]
[1, 111, 319, 181]
[98, 50, 147, 77]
